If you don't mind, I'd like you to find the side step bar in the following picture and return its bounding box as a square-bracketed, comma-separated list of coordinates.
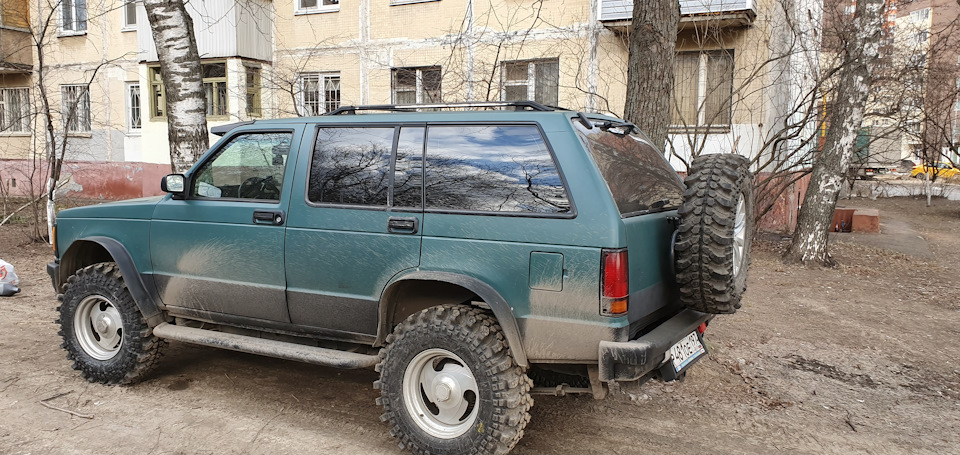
[152, 323, 379, 369]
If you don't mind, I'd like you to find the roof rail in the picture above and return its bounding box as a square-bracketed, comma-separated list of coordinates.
[326, 101, 558, 115]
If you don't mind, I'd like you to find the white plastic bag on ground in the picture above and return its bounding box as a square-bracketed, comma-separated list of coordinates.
[0, 259, 20, 296]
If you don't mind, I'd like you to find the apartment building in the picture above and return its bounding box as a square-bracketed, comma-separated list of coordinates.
[0, 0, 814, 199]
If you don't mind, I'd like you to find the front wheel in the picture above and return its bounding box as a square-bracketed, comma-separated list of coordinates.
[375, 305, 532, 455]
[57, 262, 164, 384]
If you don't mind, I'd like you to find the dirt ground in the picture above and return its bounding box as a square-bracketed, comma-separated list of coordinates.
[1, 196, 958, 455]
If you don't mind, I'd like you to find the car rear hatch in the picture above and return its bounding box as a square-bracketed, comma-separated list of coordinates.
[572, 118, 686, 338]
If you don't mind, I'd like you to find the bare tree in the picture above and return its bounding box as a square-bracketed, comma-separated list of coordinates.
[142, 0, 207, 173]
[785, 0, 886, 265]
[622, 0, 678, 149]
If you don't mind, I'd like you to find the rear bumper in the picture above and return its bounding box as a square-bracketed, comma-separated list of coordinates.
[598, 309, 712, 382]
[47, 261, 60, 292]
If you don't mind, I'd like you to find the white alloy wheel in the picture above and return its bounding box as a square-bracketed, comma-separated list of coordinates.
[402, 348, 480, 439]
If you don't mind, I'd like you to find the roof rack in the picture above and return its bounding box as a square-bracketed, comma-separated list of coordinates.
[326, 101, 558, 115]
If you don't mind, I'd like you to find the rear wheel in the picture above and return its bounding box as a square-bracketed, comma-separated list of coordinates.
[375, 305, 532, 455]
[57, 262, 164, 384]
[675, 154, 755, 314]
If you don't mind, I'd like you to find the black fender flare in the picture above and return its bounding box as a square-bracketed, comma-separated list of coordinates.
[377, 271, 528, 368]
[60, 236, 165, 327]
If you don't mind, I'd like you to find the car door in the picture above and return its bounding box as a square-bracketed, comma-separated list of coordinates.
[283, 124, 424, 337]
[150, 127, 302, 322]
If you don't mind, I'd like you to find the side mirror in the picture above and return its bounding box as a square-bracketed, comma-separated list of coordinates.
[161, 174, 186, 198]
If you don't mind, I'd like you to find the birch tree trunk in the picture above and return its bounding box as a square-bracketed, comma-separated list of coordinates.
[142, 0, 208, 173]
[623, 0, 678, 150]
[785, 0, 885, 265]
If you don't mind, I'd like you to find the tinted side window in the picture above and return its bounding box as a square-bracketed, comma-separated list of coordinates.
[394, 127, 424, 208]
[192, 132, 292, 201]
[309, 127, 394, 206]
[425, 125, 570, 214]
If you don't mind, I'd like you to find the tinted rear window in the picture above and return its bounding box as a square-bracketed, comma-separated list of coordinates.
[573, 120, 684, 217]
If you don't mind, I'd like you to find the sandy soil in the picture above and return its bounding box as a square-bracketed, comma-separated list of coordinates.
[0, 196, 958, 455]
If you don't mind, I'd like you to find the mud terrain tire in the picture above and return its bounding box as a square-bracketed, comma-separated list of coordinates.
[675, 154, 755, 314]
[57, 262, 164, 384]
[375, 305, 532, 455]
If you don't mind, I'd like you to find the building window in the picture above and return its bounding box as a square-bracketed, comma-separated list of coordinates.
[61, 85, 91, 132]
[246, 67, 262, 117]
[909, 8, 930, 22]
[501, 59, 559, 107]
[149, 63, 229, 119]
[203, 63, 228, 117]
[671, 51, 734, 130]
[0, 88, 30, 133]
[296, 0, 339, 14]
[298, 73, 340, 116]
[149, 67, 164, 119]
[127, 84, 141, 131]
[122, 0, 137, 29]
[61, 0, 87, 33]
[392, 67, 441, 105]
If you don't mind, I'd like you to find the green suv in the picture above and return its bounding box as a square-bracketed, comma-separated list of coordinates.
[48, 102, 753, 455]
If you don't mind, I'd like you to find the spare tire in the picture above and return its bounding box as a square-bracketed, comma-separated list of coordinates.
[674, 154, 754, 314]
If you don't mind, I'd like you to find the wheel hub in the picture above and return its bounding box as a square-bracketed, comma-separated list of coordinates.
[74, 295, 124, 361]
[403, 348, 480, 439]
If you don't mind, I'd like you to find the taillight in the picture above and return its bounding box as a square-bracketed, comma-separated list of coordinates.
[600, 248, 628, 316]
[52, 224, 58, 257]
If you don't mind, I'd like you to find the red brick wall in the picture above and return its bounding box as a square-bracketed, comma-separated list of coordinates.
[0, 160, 170, 200]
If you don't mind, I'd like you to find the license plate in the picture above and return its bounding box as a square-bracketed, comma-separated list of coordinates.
[670, 331, 706, 372]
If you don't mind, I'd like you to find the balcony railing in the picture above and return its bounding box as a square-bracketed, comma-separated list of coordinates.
[600, 0, 757, 25]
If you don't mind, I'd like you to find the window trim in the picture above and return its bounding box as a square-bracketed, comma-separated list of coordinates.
[126, 82, 141, 134]
[669, 50, 735, 134]
[500, 58, 560, 106]
[297, 72, 341, 116]
[61, 84, 92, 133]
[391, 66, 442, 105]
[294, 0, 339, 15]
[59, 0, 87, 36]
[245, 65, 262, 118]
[0, 87, 31, 134]
[149, 61, 230, 120]
[390, 0, 441, 5]
[121, 0, 137, 31]
[186, 129, 297, 203]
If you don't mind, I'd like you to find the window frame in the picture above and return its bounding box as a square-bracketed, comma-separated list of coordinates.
[121, 0, 137, 31]
[126, 82, 141, 133]
[61, 84, 91, 133]
[294, 0, 339, 15]
[59, 0, 87, 35]
[188, 129, 296, 203]
[670, 50, 735, 133]
[391, 66, 442, 105]
[0, 87, 31, 134]
[245, 66, 262, 118]
[149, 62, 230, 120]
[297, 72, 341, 116]
[500, 58, 560, 106]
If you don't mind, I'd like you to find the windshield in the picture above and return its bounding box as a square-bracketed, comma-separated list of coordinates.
[573, 119, 684, 217]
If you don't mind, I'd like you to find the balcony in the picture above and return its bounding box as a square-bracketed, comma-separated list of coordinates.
[0, 27, 32, 73]
[136, 0, 272, 63]
[599, 0, 757, 30]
